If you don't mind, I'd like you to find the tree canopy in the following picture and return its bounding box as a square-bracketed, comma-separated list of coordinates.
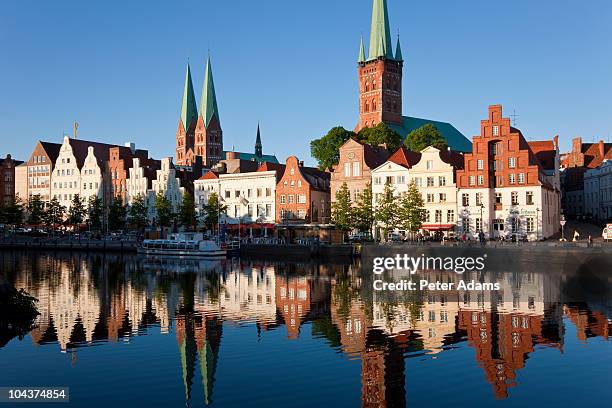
[353, 183, 375, 233]
[68, 194, 86, 228]
[155, 192, 174, 228]
[128, 194, 149, 231]
[108, 196, 127, 232]
[178, 193, 197, 230]
[87, 196, 104, 231]
[27, 195, 45, 226]
[201, 192, 226, 233]
[331, 183, 353, 234]
[398, 181, 426, 233]
[404, 124, 448, 152]
[375, 182, 398, 241]
[357, 123, 402, 152]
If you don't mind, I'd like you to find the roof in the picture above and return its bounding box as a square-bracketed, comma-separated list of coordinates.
[257, 161, 286, 173]
[198, 170, 219, 181]
[368, 0, 394, 60]
[180, 63, 198, 131]
[39, 141, 62, 163]
[438, 149, 465, 170]
[582, 142, 612, 168]
[200, 55, 219, 128]
[394, 36, 403, 61]
[357, 36, 366, 63]
[300, 165, 331, 192]
[362, 141, 390, 169]
[387, 145, 420, 169]
[528, 141, 556, 171]
[0, 156, 24, 167]
[66, 137, 126, 169]
[224, 151, 279, 164]
[389, 116, 472, 153]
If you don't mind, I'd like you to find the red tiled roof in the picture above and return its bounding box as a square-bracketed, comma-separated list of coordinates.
[528, 141, 556, 170]
[198, 170, 219, 180]
[387, 146, 421, 169]
[582, 142, 612, 168]
[257, 162, 286, 181]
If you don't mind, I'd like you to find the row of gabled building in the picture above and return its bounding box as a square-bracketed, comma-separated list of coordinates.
[329, 105, 560, 240]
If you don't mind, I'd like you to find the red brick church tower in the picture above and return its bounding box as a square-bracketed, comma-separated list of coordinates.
[176, 56, 223, 167]
[355, 0, 404, 132]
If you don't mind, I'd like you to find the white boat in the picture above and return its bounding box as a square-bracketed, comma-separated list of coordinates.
[138, 233, 226, 258]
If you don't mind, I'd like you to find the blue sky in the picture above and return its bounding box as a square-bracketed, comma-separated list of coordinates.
[1, 0, 611, 166]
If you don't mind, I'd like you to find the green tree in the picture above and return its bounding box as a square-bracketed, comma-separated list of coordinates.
[375, 182, 398, 241]
[354, 183, 375, 233]
[68, 194, 86, 229]
[398, 181, 425, 235]
[87, 196, 104, 231]
[155, 192, 174, 229]
[43, 197, 65, 228]
[26, 195, 45, 226]
[357, 122, 402, 152]
[331, 182, 353, 240]
[201, 192, 226, 233]
[310, 126, 356, 170]
[404, 124, 448, 152]
[0, 195, 24, 226]
[128, 194, 149, 231]
[108, 196, 127, 232]
[178, 193, 197, 231]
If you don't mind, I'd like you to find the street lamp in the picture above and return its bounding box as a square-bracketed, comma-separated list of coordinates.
[480, 203, 484, 238]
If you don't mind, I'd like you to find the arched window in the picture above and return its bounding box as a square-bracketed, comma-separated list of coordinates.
[365, 81, 370, 92]
[365, 101, 369, 113]
[372, 80, 376, 89]
[372, 100, 377, 111]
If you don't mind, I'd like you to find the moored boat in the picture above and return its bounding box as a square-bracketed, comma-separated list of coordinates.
[138, 233, 226, 258]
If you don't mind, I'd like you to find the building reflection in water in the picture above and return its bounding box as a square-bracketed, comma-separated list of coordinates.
[2, 252, 611, 406]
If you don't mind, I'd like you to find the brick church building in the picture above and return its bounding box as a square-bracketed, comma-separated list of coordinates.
[175, 56, 223, 168]
[355, 0, 472, 153]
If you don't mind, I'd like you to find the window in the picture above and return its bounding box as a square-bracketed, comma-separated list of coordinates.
[288, 195, 294, 204]
[518, 173, 525, 184]
[290, 180, 295, 188]
[414, 177, 422, 187]
[469, 176, 475, 186]
[509, 173, 516, 184]
[235, 190, 240, 198]
[509, 157, 516, 168]
[397, 175, 405, 184]
[298, 195, 306, 204]
[463, 218, 470, 233]
[438, 176, 446, 186]
[427, 177, 434, 187]
[427, 193, 434, 203]
[526, 191, 534, 205]
[435, 210, 442, 223]
[247, 189, 252, 198]
[497, 176, 503, 187]
[511, 218, 520, 233]
[266, 188, 272, 197]
[477, 175, 484, 186]
[439, 193, 446, 202]
[374, 176, 382, 185]
[266, 204, 272, 216]
[492, 125, 499, 136]
[426, 160, 434, 170]
[247, 204, 253, 217]
[352, 162, 360, 177]
[280, 195, 286, 204]
[386, 176, 394, 184]
[447, 210, 455, 223]
[526, 217, 535, 232]
[344, 163, 351, 177]
[491, 142, 502, 155]
[475, 218, 482, 231]
[225, 190, 231, 199]
[477, 159, 484, 170]
[495, 193, 502, 204]
[476, 192, 483, 206]
[424, 210, 430, 222]
[511, 192, 519, 206]
[462, 193, 469, 207]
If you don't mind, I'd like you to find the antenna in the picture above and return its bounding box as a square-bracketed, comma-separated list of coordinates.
[73, 121, 79, 139]
[510, 109, 519, 128]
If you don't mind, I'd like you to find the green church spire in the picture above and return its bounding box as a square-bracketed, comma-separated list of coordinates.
[180, 63, 198, 131]
[358, 36, 366, 63]
[368, 0, 394, 60]
[395, 35, 403, 61]
[255, 123, 262, 157]
[200, 55, 220, 128]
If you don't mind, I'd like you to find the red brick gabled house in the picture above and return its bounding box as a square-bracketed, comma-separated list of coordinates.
[276, 156, 330, 224]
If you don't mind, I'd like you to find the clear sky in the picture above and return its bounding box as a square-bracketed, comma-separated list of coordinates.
[1, 0, 611, 166]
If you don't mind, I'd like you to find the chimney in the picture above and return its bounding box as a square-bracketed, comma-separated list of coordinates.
[553, 135, 559, 150]
[572, 137, 582, 153]
[598, 140, 605, 159]
[226, 151, 238, 160]
[299, 161, 304, 167]
[125, 142, 136, 154]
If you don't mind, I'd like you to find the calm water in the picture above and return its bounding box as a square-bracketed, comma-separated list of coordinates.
[1, 251, 611, 407]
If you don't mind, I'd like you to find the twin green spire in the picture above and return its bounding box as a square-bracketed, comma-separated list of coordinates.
[179, 55, 220, 130]
[180, 64, 198, 131]
[358, 0, 403, 62]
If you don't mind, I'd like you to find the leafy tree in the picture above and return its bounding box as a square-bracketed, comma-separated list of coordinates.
[27, 195, 45, 226]
[108, 196, 127, 232]
[354, 183, 375, 233]
[331, 183, 353, 239]
[201, 192, 226, 233]
[357, 122, 402, 152]
[43, 197, 65, 228]
[375, 182, 398, 241]
[404, 123, 448, 152]
[87, 196, 104, 231]
[178, 193, 197, 231]
[398, 181, 425, 234]
[0, 195, 23, 226]
[155, 192, 174, 228]
[68, 194, 86, 229]
[128, 194, 149, 231]
[310, 126, 356, 170]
